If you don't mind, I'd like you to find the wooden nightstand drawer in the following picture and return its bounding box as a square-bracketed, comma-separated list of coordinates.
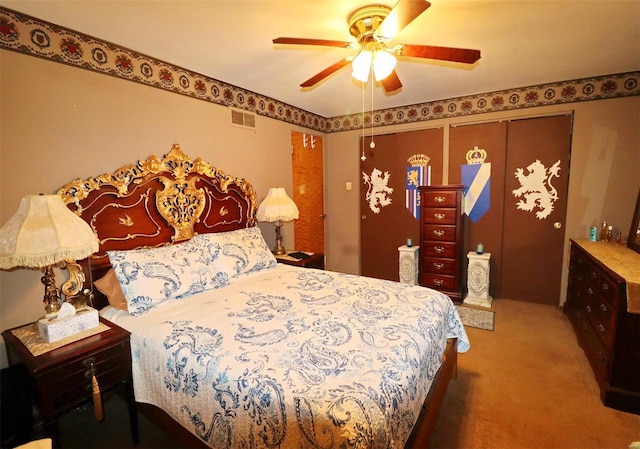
[46, 344, 129, 411]
[2, 317, 138, 448]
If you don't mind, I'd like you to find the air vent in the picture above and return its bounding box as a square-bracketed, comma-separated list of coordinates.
[230, 108, 256, 129]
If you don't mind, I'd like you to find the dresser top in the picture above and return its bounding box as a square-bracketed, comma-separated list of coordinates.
[572, 239, 640, 313]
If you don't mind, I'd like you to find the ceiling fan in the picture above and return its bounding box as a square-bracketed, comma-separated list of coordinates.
[273, 0, 481, 92]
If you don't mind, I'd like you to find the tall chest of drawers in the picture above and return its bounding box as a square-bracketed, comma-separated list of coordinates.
[564, 239, 640, 414]
[418, 185, 465, 301]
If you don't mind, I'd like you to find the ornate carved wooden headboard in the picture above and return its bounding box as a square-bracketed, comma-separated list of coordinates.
[56, 144, 257, 306]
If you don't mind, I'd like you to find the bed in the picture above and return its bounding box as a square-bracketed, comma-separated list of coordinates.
[57, 144, 469, 449]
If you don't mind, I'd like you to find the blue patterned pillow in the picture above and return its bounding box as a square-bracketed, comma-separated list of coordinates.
[107, 240, 227, 316]
[191, 227, 277, 282]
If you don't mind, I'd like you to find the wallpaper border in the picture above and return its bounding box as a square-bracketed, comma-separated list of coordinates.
[2, 7, 639, 134]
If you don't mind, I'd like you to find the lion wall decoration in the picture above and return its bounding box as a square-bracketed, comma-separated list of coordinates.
[512, 159, 562, 219]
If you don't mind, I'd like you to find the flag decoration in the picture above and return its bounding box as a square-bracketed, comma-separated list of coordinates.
[462, 146, 491, 222]
[406, 154, 431, 220]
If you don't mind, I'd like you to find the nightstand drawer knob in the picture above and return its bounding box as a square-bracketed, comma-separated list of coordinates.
[82, 356, 96, 367]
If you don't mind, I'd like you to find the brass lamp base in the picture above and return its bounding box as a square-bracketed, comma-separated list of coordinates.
[41, 265, 61, 318]
[273, 221, 286, 255]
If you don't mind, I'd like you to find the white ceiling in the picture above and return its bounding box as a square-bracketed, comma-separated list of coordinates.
[3, 0, 639, 118]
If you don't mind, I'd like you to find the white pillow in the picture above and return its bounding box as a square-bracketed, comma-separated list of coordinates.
[191, 227, 277, 282]
[107, 240, 227, 316]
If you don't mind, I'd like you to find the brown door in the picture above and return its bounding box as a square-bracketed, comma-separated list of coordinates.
[449, 115, 572, 304]
[500, 115, 572, 304]
[449, 121, 508, 297]
[291, 131, 324, 254]
[360, 128, 444, 281]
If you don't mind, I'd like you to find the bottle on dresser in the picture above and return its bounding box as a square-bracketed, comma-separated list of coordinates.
[600, 220, 608, 241]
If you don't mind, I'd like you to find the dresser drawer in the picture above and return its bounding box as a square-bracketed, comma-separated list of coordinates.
[420, 273, 458, 292]
[422, 208, 458, 225]
[422, 257, 456, 275]
[422, 224, 457, 242]
[576, 314, 609, 383]
[583, 294, 615, 350]
[422, 242, 457, 258]
[421, 190, 459, 208]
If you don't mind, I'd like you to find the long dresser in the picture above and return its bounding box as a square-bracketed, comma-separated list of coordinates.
[418, 185, 465, 301]
[564, 239, 640, 414]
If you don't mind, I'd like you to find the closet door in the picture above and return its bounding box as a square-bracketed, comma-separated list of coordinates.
[449, 115, 572, 304]
[449, 121, 508, 296]
[501, 115, 572, 304]
[360, 128, 443, 281]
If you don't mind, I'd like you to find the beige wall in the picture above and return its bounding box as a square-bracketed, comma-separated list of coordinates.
[325, 97, 640, 287]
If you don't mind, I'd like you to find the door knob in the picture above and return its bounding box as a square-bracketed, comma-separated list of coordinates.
[554, 222, 562, 229]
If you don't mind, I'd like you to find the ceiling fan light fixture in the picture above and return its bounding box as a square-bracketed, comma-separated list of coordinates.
[373, 50, 397, 81]
[352, 50, 372, 82]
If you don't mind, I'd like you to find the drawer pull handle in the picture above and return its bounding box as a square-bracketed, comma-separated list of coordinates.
[433, 262, 445, 270]
[601, 283, 609, 292]
[433, 229, 445, 237]
[434, 196, 446, 203]
[433, 279, 444, 286]
[434, 246, 445, 254]
[589, 271, 597, 280]
[586, 287, 594, 296]
[597, 324, 605, 333]
[599, 303, 607, 313]
[82, 357, 96, 367]
[585, 305, 591, 313]
[433, 213, 445, 220]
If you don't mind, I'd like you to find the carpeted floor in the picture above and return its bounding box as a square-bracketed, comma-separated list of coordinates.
[431, 298, 640, 449]
[10, 299, 640, 448]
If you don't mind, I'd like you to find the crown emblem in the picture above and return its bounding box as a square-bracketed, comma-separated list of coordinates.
[466, 146, 487, 164]
[407, 153, 430, 167]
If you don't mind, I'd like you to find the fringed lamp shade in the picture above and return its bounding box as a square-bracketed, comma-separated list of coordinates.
[256, 187, 299, 255]
[0, 194, 99, 316]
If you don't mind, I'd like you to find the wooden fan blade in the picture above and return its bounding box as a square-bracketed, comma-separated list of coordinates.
[399, 44, 481, 64]
[381, 70, 403, 92]
[300, 59, 352, 88]
[377, 0, 431, 39]
[273, 37, 354, 49]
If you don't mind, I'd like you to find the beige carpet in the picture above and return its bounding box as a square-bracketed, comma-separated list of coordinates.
[430, 299, 640, 449]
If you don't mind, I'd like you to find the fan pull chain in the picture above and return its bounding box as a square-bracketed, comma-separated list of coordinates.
[361, 81, 366, 161]
[370, 67, 375, 150]
[91, 363, 104, 421]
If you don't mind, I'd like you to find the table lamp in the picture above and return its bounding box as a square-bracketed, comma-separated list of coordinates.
[0, 194, 99, 318]
[256, 187, 299, 255]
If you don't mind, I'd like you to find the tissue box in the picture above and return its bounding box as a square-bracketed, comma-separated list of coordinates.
[38, 307, 100, 343]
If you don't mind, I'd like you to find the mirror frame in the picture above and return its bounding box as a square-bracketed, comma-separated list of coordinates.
[628, 188, 640, 254]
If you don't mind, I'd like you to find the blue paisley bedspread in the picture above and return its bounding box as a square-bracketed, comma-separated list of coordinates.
[101, 264, 469, 449]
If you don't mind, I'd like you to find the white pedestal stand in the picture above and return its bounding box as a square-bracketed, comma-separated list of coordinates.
[464, 251, 493, 308]
[398, 245, 420, 285]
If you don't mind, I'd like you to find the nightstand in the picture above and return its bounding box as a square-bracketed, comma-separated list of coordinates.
[276, 251, 325, 269]
[1, 317, 137, 448]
